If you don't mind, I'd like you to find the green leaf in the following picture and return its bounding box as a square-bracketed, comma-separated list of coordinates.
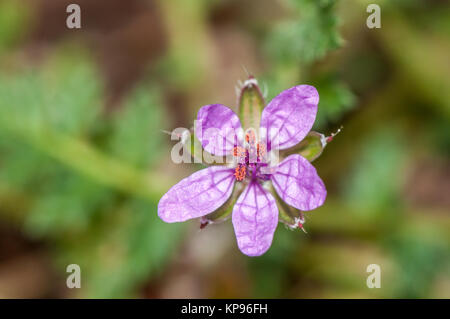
[386, 231, 449, 298]
[108, 85, 166, 168]
[266, 0, 342, 64]
[0, 46, 102, 136]
[342, 128, 407, 214]
[80, 200, 184, 298]
[24, 174, 113, 237]
[0, 45, 184, 298]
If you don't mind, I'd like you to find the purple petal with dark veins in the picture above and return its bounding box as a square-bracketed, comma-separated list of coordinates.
[260, 85, 319, 151]
[158, 166, 235, 223]
[271, 154, 326, 211]
[232, 182, 278, 257]
[196, 104, 242, 156]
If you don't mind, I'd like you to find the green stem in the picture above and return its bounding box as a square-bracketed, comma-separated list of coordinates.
[1, 123, 173, 201]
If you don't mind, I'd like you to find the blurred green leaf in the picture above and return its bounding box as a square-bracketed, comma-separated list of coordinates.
[342, 128, 407, 214]
[0, 45, 183, 298]
[76, 200, 184, 298]
[0, 47, 102, 136]
[266, 0, 342, 64]
[386, 231, 449, 298]
[108, 85, 166, 168]
[248, 228, 302, 298]
[24, 174, 113, 237]
[312, 75, 356, 128]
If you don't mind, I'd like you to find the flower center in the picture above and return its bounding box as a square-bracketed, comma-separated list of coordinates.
[232, 131, 269, 181]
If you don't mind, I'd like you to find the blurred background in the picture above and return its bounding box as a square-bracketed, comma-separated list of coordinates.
[0, 0, 448, 298]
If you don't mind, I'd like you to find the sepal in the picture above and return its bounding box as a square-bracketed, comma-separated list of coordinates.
[238, 76, 265, 132]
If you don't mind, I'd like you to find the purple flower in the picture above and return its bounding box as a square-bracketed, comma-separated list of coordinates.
[158, 80, 327, 257]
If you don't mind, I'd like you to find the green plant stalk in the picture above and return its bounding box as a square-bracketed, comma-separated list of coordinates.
[1, 123, 173, 201]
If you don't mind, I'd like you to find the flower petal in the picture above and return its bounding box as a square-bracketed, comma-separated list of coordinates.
[271, 154, 326, 211]
[196, 104, 242, 156]
[260, 85, 319, 150]
[232, 182, 278, 257]
[158, 166, 235, 222]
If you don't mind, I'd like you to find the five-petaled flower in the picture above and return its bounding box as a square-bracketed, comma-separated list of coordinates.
[158, 78, 328, 256]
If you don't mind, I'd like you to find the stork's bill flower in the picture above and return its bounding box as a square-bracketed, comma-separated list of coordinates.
[158, 77, 330, 256]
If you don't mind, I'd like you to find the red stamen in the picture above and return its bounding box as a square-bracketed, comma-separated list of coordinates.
[234, 165, 246, 181]
[233, 146, 245, 158]
[257, 143, 266, 158]
[245, 130, 256, 144]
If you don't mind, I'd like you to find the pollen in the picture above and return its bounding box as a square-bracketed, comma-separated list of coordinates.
[257, 143, 266, 158]
[245, 130, 256, 145]
[234, 165, 246, 181]
[233, 146, 246, 158]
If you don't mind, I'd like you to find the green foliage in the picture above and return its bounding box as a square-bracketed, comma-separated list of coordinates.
[248, 228, 300, 298]
[386, 231, 449, 298]
[0, 46, 183, 297]
[0, 137, 56, 189]
[0, 48, 102, 136]
[312, 74, 356, 128]
[58, 199, 183, 298]
[263, 0, 355, 129]
[0, 0, 29, 52]
[342, 128, 407, 215]
[24, 173, 113, 237]
[266, 0, 342, 64]
[107, 86, 167, 168]
[429, 118, 450, 157]
[0, 0, 448, 299]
